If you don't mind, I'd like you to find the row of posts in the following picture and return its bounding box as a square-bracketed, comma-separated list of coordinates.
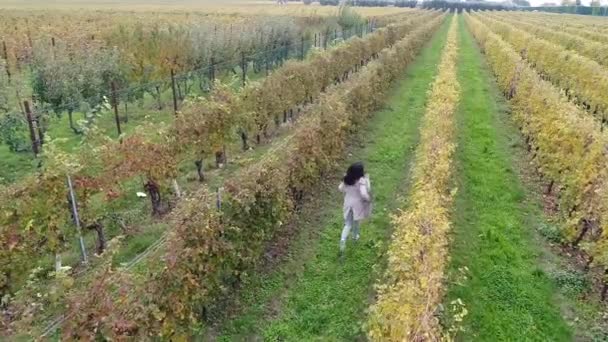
[16, 22, 376, 155]
[14, 21, 375, 269]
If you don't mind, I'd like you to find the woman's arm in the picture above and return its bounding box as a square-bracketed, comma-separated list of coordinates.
[359, 178, 370, 202]
[339, 182, 345, 192]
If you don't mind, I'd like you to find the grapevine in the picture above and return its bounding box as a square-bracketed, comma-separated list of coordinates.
[466, 11, 608, 300]
[56, 14, 447, 340]
[367, 15, 461, 341]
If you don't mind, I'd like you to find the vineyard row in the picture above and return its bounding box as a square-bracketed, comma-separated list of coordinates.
[488, 12, 608, 68]
[0, 8, 443, 283]
[1, 12, 445, 338]
[466, 12, 608, 297]
[475, 13, 608, 124]
[493, 12, 608, 45]
[510, 11, 608, 32]
[367, 14, 460, 341]
[56, 14, 447, 341]
[0, 17, 383, 157]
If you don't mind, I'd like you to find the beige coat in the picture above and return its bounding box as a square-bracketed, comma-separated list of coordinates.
[339, 175, 372, 221]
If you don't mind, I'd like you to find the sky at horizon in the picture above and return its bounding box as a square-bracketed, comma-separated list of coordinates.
[0, 0, 604, 10]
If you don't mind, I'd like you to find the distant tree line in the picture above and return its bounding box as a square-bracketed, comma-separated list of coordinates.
[318, 0, 398, 6]
[395, 1, 419, 8]
[521, 3, 608, 15]
[313, 0, 608, 16]
[421, 0, 512, 11]
[317, 0, 513, 11]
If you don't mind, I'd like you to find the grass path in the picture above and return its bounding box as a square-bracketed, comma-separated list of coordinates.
[443, 16, 571, 340]
[215, 19, 451, 341]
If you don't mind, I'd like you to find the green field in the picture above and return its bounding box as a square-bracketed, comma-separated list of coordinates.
[2, 5, 608, 341]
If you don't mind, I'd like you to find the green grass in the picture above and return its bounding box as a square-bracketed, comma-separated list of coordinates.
[0, 63, 245, 182]
[215, 18, 452, 341]
[0, 64, 299, 289]
[442, 16, 571, 340]
[0, 144, 36, 182]
[4, 31, 387, 335]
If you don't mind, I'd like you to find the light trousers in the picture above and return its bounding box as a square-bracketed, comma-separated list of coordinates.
[340, 209, 360, 251]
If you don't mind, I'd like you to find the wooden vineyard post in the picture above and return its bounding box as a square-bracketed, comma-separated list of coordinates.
[281, 42, 286, 62]
[28, 99, 45, 147]
[35, 111, 44, 147]
[209, 57, 216, 89]
[1, 41, 7, 60]
[67, 174, 88, 265]
[23, 101, 39, 156]
[51, 37, 58, 61]
[301, 35, 305, 60]
[216, 187, 222, 211]
[3, 64, 9, 84]
[216, 187, 223, 224]
[241, 52, 247, 87]
[2, 41, 10, 83]
[170, 69, 178, 115]
[111, 82, 122, 137]
[223, 145, 227, 166]
[265, 53, 270, 76]
[209, 57, 216, 87]
[314, 33, 317, 48]
[16, 89, 23, 114]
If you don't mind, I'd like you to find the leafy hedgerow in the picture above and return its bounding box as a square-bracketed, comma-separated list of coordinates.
[366, 14, 460, 341]
[58, 14, 447, 340]
[487, 12, 608, 68]
[475, 13, 608, 124]
[0, 10, 439, 309]
[466, 12, 608, 300]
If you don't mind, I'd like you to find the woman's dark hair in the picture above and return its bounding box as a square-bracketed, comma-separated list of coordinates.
[344, 162, 365, 186]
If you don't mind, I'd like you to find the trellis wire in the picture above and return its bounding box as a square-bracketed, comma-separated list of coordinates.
[33, 21, 383, 339]
[12, 23, 375, 120]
